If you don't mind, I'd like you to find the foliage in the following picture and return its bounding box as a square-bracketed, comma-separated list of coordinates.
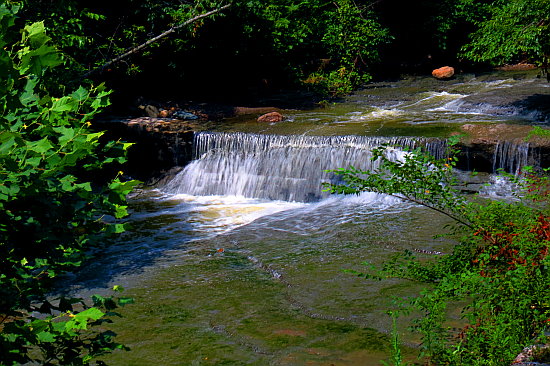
[460, 0, 550, 67]
[6, 0, 549, 101]
[1, 287, 133, 366]
[325, 141, 550, 365]
[327, 143, 469, 227]
[300, 0, 391, 95]
[4, 0, 228, 86]
[527, 126, 550, 140]
[10, 0, 392, 96]
[0, 4, 137, 364]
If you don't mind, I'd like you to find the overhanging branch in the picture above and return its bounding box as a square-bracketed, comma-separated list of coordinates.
[81, 3, 231, 79]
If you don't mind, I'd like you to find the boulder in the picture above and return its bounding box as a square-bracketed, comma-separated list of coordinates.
[140, 104, 159, 118]
[432, 66, 455, 79]
[257, 111, 284, 123]
[173, 110, 199, 120]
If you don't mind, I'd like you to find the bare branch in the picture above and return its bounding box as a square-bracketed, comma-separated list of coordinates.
[81, 3, 231, 79]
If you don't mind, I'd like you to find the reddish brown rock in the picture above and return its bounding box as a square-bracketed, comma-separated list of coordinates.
[459, 123, 548, 144]
[158, 109, 170, 118]
[432, 66, 455, 79]
[257, 111, 284, 123]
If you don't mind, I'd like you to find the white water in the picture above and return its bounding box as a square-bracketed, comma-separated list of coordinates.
[492, 140, 530, 175]
[163, 132, 448, 202]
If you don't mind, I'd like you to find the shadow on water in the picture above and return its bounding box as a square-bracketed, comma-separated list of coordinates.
[512, 94, 550, 123]
[58, 191, 200, 293]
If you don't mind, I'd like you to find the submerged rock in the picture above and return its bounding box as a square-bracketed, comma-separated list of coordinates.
[432, 66, 455, 79]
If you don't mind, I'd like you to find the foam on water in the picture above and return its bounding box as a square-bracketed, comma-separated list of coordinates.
[478, 175, 520, 199]
[169, 193, 305, 235]
[405, 91, 468, 109]
[348, 107, 404, 121]
[141, 188, 407, 239]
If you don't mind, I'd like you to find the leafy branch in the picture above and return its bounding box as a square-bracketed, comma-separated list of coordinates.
[324, 144, 473, 228]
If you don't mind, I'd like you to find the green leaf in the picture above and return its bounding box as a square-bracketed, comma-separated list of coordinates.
[113, 223, 126, 234]
[114, 204, 128, 218]
[26, 137, 53, 154]
[36, 331, 56, 343]
[86, 131, 104, 142]
[75, 307, 105, 321]
[51, 96, 78, 113]
[19, 78, 38, 106]
[70, 86, 88, 102]
[0, 134, 17, 154]
[19, 44, 63, 76]
[23, 22, 50, 49]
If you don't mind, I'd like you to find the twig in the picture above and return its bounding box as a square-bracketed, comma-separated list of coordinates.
[387, 192, 474, 229]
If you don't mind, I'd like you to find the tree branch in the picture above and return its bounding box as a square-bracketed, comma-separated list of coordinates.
[387, 192, 474, 229]
[81, 3, 231, 79]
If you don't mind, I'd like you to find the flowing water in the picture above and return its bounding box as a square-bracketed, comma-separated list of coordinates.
[69, 71, 550, 365]
[214, 70, 550, 137]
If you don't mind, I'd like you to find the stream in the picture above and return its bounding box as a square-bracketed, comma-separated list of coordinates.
[68, 70, 549, 365]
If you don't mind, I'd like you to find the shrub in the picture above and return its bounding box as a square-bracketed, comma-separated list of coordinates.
[0, 4, 137, 364]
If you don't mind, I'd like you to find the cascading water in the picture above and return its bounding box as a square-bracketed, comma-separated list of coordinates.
[163, 132, 448, 202]
[492, 140, 531, 175]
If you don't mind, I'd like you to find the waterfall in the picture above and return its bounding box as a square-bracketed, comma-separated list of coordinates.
[162, 132, 447, 202]
[492, 141, 530, 175]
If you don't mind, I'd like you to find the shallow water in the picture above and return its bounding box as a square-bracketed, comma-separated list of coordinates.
[85, 192, 453, 365]
[69, 71, 548, 365]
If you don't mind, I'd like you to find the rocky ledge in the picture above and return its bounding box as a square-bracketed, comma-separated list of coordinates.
[95, 116, 550, 182]
[512, 343, 550, 365]
[454, 123, 550, 172]
[94, 117, 198, 182]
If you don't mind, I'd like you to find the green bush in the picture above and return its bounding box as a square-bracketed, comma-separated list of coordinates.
[0, 4, 137, 364]
[254, 0, 391, 95]
[460, 0, 550, 67]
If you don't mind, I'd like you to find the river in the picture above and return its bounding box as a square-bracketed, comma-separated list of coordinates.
[67, 70, 549, 365]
